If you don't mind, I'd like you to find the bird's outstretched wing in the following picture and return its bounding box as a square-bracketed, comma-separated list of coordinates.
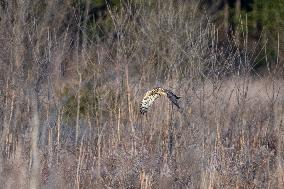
[140, 87, 180, 114]
[140, 92, 160, 114]
[165, 89, 181, 108]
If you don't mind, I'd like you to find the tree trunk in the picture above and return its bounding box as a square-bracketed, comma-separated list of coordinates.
[224, 0, 229, 34]
[235, 0, 241, 43]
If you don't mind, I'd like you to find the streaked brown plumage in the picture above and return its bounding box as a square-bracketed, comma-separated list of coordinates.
[140, 87, 181, 114]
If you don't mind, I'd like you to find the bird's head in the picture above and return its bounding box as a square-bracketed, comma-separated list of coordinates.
[154, 87, 167, 96]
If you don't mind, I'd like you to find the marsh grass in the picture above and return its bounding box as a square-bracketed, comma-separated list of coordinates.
[0, 0, 284, 188]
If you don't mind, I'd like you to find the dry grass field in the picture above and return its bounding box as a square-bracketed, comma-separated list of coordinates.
[0, 0, 284, 188]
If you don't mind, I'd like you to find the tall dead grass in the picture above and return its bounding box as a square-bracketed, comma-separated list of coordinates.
[0, 0, 284, 188]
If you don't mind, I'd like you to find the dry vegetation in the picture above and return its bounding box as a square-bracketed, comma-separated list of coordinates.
[0, 0, 284, 188]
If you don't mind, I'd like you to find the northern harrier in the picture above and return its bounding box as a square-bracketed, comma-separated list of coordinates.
[140, 87, 181, 114]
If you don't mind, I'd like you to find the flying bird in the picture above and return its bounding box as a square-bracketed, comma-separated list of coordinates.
[140, 87, 181, 114]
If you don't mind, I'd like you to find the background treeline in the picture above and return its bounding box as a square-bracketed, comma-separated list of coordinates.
[1, 0, 282, 72]
[0, 0, 284, 188]
[44, 0, 284, 71]
[207, 0, 284, 71]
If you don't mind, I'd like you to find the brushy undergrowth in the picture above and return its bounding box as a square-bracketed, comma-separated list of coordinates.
[0, 0, 284, 188]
